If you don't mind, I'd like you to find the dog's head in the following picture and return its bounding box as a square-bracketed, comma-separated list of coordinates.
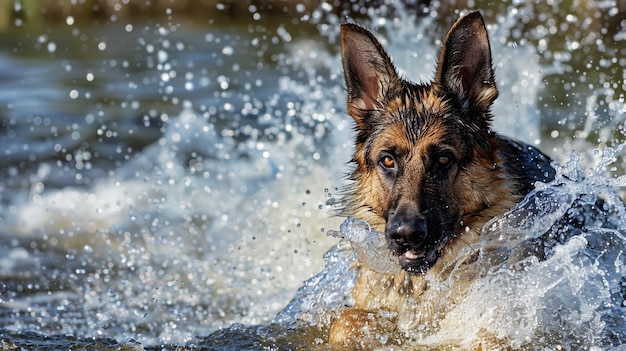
[341, 12, 504, 274]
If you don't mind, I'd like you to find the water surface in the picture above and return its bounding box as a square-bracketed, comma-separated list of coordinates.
[1, 1, 625, 349]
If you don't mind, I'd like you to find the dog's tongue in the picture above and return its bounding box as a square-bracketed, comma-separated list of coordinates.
[402, 250, 422, 260]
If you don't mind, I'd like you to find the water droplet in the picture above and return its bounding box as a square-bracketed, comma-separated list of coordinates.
[222, 46, 233, 55]
[158, 50, 168, 63]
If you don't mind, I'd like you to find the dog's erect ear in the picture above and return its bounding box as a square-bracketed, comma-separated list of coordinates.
[435, 11, 498, 112]
[341, 24, 398, 124]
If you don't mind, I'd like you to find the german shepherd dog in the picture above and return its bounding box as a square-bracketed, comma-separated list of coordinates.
[329, 11, 555, 347]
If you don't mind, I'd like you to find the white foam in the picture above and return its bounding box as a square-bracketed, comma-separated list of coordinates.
[289, 148, 626, 348]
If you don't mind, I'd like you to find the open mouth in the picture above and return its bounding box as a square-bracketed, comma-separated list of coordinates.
[397, 248, 440, 274]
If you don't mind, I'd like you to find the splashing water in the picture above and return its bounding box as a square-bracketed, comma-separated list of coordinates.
[276, 147, 626, 349]
[0, 0, 625, 349]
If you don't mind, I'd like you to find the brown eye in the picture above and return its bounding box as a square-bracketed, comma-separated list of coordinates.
[436, 153, 455, 170]
[381, 155, 395, 169]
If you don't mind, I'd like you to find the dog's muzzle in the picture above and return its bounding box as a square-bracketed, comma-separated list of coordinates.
[385, 212, 440, 274]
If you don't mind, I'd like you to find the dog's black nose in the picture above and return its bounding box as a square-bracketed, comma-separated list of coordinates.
[386, 215, 428, 248]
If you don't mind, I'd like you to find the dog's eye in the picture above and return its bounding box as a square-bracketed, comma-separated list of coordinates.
[380, 155, 395, 169]
[436, 154, 455, 169]
[438, 155, 450, 166]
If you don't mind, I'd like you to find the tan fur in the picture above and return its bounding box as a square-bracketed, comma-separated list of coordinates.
[329, 12, 545, 348]
[330, 146, 519, 346]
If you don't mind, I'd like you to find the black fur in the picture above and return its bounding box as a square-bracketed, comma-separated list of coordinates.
[341, 11, 555, 274]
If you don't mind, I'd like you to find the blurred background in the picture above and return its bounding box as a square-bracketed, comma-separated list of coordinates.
[0, 0, 625, 348]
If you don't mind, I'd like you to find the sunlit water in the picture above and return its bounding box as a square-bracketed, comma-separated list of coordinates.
[1, 1, 625, 349]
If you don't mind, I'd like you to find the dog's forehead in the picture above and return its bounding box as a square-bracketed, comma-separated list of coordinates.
[384, 87, 446, 115]
[379, 88, 459, 145]
[369, 116, 459, 160]
[383, 86, 457, 128]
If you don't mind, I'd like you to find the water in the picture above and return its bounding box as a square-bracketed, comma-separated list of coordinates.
[0, 0, 625, 349]
[279, 152, 626, 349]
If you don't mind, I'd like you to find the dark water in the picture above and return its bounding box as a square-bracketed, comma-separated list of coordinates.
[1, 1, 625, 349]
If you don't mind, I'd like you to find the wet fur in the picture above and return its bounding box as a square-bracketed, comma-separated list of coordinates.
[330, 11, 554, 348]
